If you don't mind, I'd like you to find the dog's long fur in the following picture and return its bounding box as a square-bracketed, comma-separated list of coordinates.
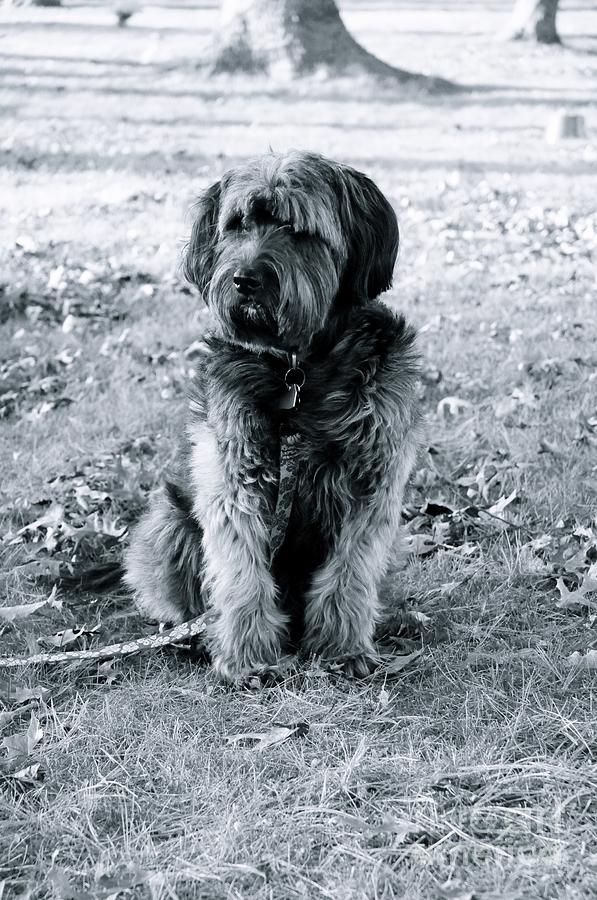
[125, 151, 422, 683]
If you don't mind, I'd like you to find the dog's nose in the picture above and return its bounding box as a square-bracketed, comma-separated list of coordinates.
[233, 268, 261, 297]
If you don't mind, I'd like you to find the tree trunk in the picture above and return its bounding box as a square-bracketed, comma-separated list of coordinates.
[211, 0, 454, 92]
[506, 0, 560, 44]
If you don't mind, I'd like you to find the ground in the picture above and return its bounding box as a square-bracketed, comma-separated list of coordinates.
[1, 1, 597, 898]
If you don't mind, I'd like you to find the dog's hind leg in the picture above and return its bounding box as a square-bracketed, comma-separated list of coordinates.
[124, 480, 205, 625]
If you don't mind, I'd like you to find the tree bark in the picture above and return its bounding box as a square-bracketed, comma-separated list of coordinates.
[211, 0, 454, 92]
[506, 0, 560, 44]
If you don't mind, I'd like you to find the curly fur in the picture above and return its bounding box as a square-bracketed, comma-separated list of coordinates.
[125, 150, 422, 684]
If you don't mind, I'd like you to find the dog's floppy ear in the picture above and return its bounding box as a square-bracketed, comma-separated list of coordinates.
[184, 180, 222, 296]
[337, 167, 399, 302]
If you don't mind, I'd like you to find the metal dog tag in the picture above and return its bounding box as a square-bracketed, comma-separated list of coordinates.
[278, 384, 300, 409]
[278, 353, 305, 410]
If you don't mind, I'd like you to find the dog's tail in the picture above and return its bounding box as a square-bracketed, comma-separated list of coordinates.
[60, 560, 127, 591]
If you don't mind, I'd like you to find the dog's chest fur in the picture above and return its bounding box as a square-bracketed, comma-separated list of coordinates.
[186, 303, 415, 527]
[178, 303, 415, 642]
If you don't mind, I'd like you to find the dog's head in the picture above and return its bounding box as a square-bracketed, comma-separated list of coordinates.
[184, 151, 398, 352]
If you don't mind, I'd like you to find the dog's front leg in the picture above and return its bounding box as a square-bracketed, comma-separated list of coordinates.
[302, 516, 392, 677]
[189, 420, 288, 683]
[302, 444, 417, 677]
[202, 497, 289, 684]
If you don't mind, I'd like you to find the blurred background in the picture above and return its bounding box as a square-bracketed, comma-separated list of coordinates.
[0, 0, 595, 555]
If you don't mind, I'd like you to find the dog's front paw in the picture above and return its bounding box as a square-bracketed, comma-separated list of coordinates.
[213, 655, 295, 688]
[322, 651, 380, 679]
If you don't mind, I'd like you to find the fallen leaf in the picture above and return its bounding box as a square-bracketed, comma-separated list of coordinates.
[538, 438, 565, 458]
[421, 500, 454, 517]
[47, 869, 90, 900]
[487, 489, 518, 517]
[1, 712, 43, 759]
[567, 649, 597, 669]
[495, 386, 539, 420]
[0, 679, 51, 704]
[15, 504, 64, 537]
[225, 724, 302, 751]
[96, 869, 150, 894]
[379, 649, 422, 674]
[556, 576, 597, 609]
[400, 609, 432, 631]
[38, 624, 100, 649]
[331, 811, 376, 832]
[404, 534, 438, 556]
[0, 587, 62, 622]
[11, 559, 63, 579]
[437, 396, 473, 418]
[494, 397, 520, 419]
[15, 234, 37, 253]
[10, 762, 42, 782]
[0, 704, 34, 729]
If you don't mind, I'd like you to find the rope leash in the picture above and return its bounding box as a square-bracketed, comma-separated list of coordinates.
[0, 616, 207, 668]
[0, 353, 305, 669]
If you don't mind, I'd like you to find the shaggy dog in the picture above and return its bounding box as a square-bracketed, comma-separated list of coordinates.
[125, 151, 421, 684]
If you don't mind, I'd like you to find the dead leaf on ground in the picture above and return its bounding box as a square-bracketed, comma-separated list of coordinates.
[0, 586, 62, 623]
[556, 576, 597, 609]
[0, 679, 51, 704]
[14, 504, 65, 537]
[1, 711, 43, 759]
[47, 869, 92, 900]
[567, 649, 597, 669]
[494, 387, 538, 421]
[486, 489, 518, 517]
[10, 761, 42, 783]
[378, 649, 423, 674]
[10, 559, 64, 579]
[437, 396, 473, 418]
[404, 533, 438, 556]
[37, 624, 101, 649]
[0, 704, 35, 730]
[225, 723, 308, 751]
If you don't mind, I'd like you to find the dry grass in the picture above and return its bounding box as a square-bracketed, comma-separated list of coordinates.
[1, 2, 597, 898]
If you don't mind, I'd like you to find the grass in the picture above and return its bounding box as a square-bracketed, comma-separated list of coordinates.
[1, 1, 597, 898]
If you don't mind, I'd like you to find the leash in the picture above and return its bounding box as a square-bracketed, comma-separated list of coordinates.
[0, 354, 305, 668]
[269, 351, 304, 561]
[0, 617, 207, 668]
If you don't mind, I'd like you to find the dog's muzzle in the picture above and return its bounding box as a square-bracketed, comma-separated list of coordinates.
[226, 260, 280, 339]
[233, 266, 261, 298]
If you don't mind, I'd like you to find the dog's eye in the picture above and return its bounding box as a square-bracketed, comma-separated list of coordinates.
[226, 215, 244, 232]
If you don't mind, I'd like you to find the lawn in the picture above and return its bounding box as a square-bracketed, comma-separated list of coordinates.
[1, 1, 597, 898]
